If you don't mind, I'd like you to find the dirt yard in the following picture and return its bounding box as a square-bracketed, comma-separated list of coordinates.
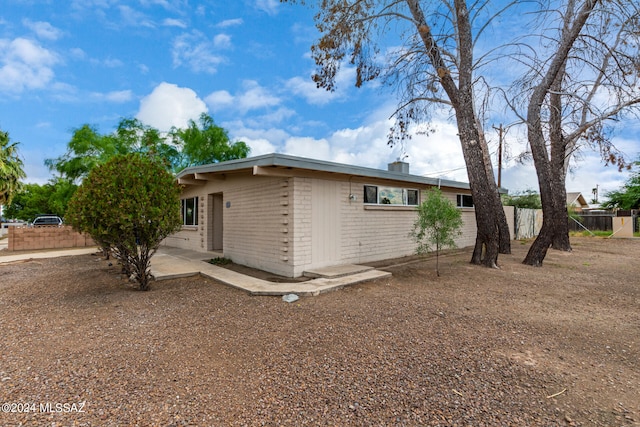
[0, 237, 638, 426]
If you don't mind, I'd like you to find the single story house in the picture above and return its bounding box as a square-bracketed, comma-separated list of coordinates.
[566, 192, 590, 212]
[166, 153, 502, 278]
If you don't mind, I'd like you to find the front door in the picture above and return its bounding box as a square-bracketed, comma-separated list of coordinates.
[208, 193, 223, 251]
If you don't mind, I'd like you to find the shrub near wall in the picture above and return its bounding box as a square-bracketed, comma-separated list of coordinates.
[8, 226, 95, 251]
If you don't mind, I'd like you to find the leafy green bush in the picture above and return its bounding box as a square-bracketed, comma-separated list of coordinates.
[66, 153, 182, 290]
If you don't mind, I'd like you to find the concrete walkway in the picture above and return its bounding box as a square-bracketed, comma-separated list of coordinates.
[0, 245, 392, 296]
[150, 247, 392, 296]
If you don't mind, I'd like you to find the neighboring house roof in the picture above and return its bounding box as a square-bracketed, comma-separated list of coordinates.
[177, 153, 475, 191]
[567, 192, 589, 209]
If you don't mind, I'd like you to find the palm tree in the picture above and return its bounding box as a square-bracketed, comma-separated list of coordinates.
[0, 130, 27, 207]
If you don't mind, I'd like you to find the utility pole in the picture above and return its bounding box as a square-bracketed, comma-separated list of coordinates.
[493, 124, 504, 188]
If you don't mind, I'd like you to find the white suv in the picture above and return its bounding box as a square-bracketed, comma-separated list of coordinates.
[32, 215, 63, 226]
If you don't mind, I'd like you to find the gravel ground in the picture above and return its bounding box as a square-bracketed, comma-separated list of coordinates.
[0, 237, 638, 426]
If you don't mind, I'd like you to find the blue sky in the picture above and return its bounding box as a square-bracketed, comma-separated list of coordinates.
[1, 0, 638, 204]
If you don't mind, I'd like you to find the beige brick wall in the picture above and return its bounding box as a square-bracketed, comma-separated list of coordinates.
[290, 178, 313, 277]
[324, 181, 479, 267]
[8, 226, 95, 251]
[164, 174, 294, 276]
[286, 179, 481, 273]
[166, 173, 515, 277]
[224, 177, 292, 276]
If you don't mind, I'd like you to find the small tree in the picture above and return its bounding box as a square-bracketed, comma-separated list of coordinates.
[66, 153, 182, 290]
[410, 188, 463, 277]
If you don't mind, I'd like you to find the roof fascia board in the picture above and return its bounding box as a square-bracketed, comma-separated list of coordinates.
[177, 153, 472, 190]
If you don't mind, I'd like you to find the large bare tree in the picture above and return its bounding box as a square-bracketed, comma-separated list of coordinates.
[284, 0, 513, 267]
[507, 0, 640, 265]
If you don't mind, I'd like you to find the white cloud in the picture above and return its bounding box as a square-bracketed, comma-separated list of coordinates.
[89, 56, 124, 68]
[118, 5, 155, 28]
[22, 19, 63, 40]
[95, 89, 133, 103]
[0, 37, 58, 93]
[207, 80, 281, 114]
[69, 47, 86, 59]
[286, 66, 356, 106]
[104, 57, 124, 68]
[138, 63, 149, 74]
[224, 120, 291, 148]
[255, 0, 280, 15]
[172, 30, 228, 73]
[205, 90, 234, 111]
[253, 107, 296, 125]
[237, 80, 281, 112]
[139, 0, 172, 9]
[163, 18, 187, 28]
[136, 82, 207, 131]
[213, 34, 232, 49]
[217, 18, 243, 28]
[241, 137, 277, 156]
[284, 136, 332, 160]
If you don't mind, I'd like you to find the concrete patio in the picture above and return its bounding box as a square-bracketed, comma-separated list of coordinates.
[0, 245, 392, 296]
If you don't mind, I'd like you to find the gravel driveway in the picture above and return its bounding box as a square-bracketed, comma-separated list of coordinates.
[1, 237, 638, 426]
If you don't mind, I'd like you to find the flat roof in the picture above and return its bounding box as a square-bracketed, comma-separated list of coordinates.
[177, 153, 473, 190]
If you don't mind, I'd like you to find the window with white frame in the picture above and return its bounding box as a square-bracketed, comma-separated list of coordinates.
[364, 185, 419, 206]
[181, 197, 198, 226]
[456, 194, 474, 208]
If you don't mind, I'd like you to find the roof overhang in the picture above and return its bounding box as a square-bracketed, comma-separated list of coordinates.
[176, 153, 477, 191]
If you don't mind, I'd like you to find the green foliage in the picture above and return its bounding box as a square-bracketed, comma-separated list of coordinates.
[410, 188, 463, 276]
[0, 129, 27, 206]
[3, 179, 77, 221]
[47, 114, 250, 181]
[45, 119, 169, 182]
[570, 230, 613, 237]
[601, 158, 640, 210]
[168, 113, 250, 173]
[66, 153, 182, 291]
[501, 190, 542, 209]
[209, 257, 232, 265]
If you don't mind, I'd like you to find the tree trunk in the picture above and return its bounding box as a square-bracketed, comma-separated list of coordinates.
[478, 126, 512, 254]
[458, 114, 502, 268]
[407, 0, 506, 268]
[134, 245, 152, 291]
[550, 186, 572, 251]
[547, 57, 572, 253]
[524, 1, 597, 265]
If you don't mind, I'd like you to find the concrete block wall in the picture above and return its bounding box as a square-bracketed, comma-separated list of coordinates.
[8, 226, 95, 251]
[165, 173, 515, 277]
[290, 178, 313, 277]
[338, 183, 479, 265]
[224, 177, 292, 276]
[162, 185, 207, 252]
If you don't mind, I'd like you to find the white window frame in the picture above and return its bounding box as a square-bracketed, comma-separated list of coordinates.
[456, 194, 474, 208]
[181, 196, 199, 226]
